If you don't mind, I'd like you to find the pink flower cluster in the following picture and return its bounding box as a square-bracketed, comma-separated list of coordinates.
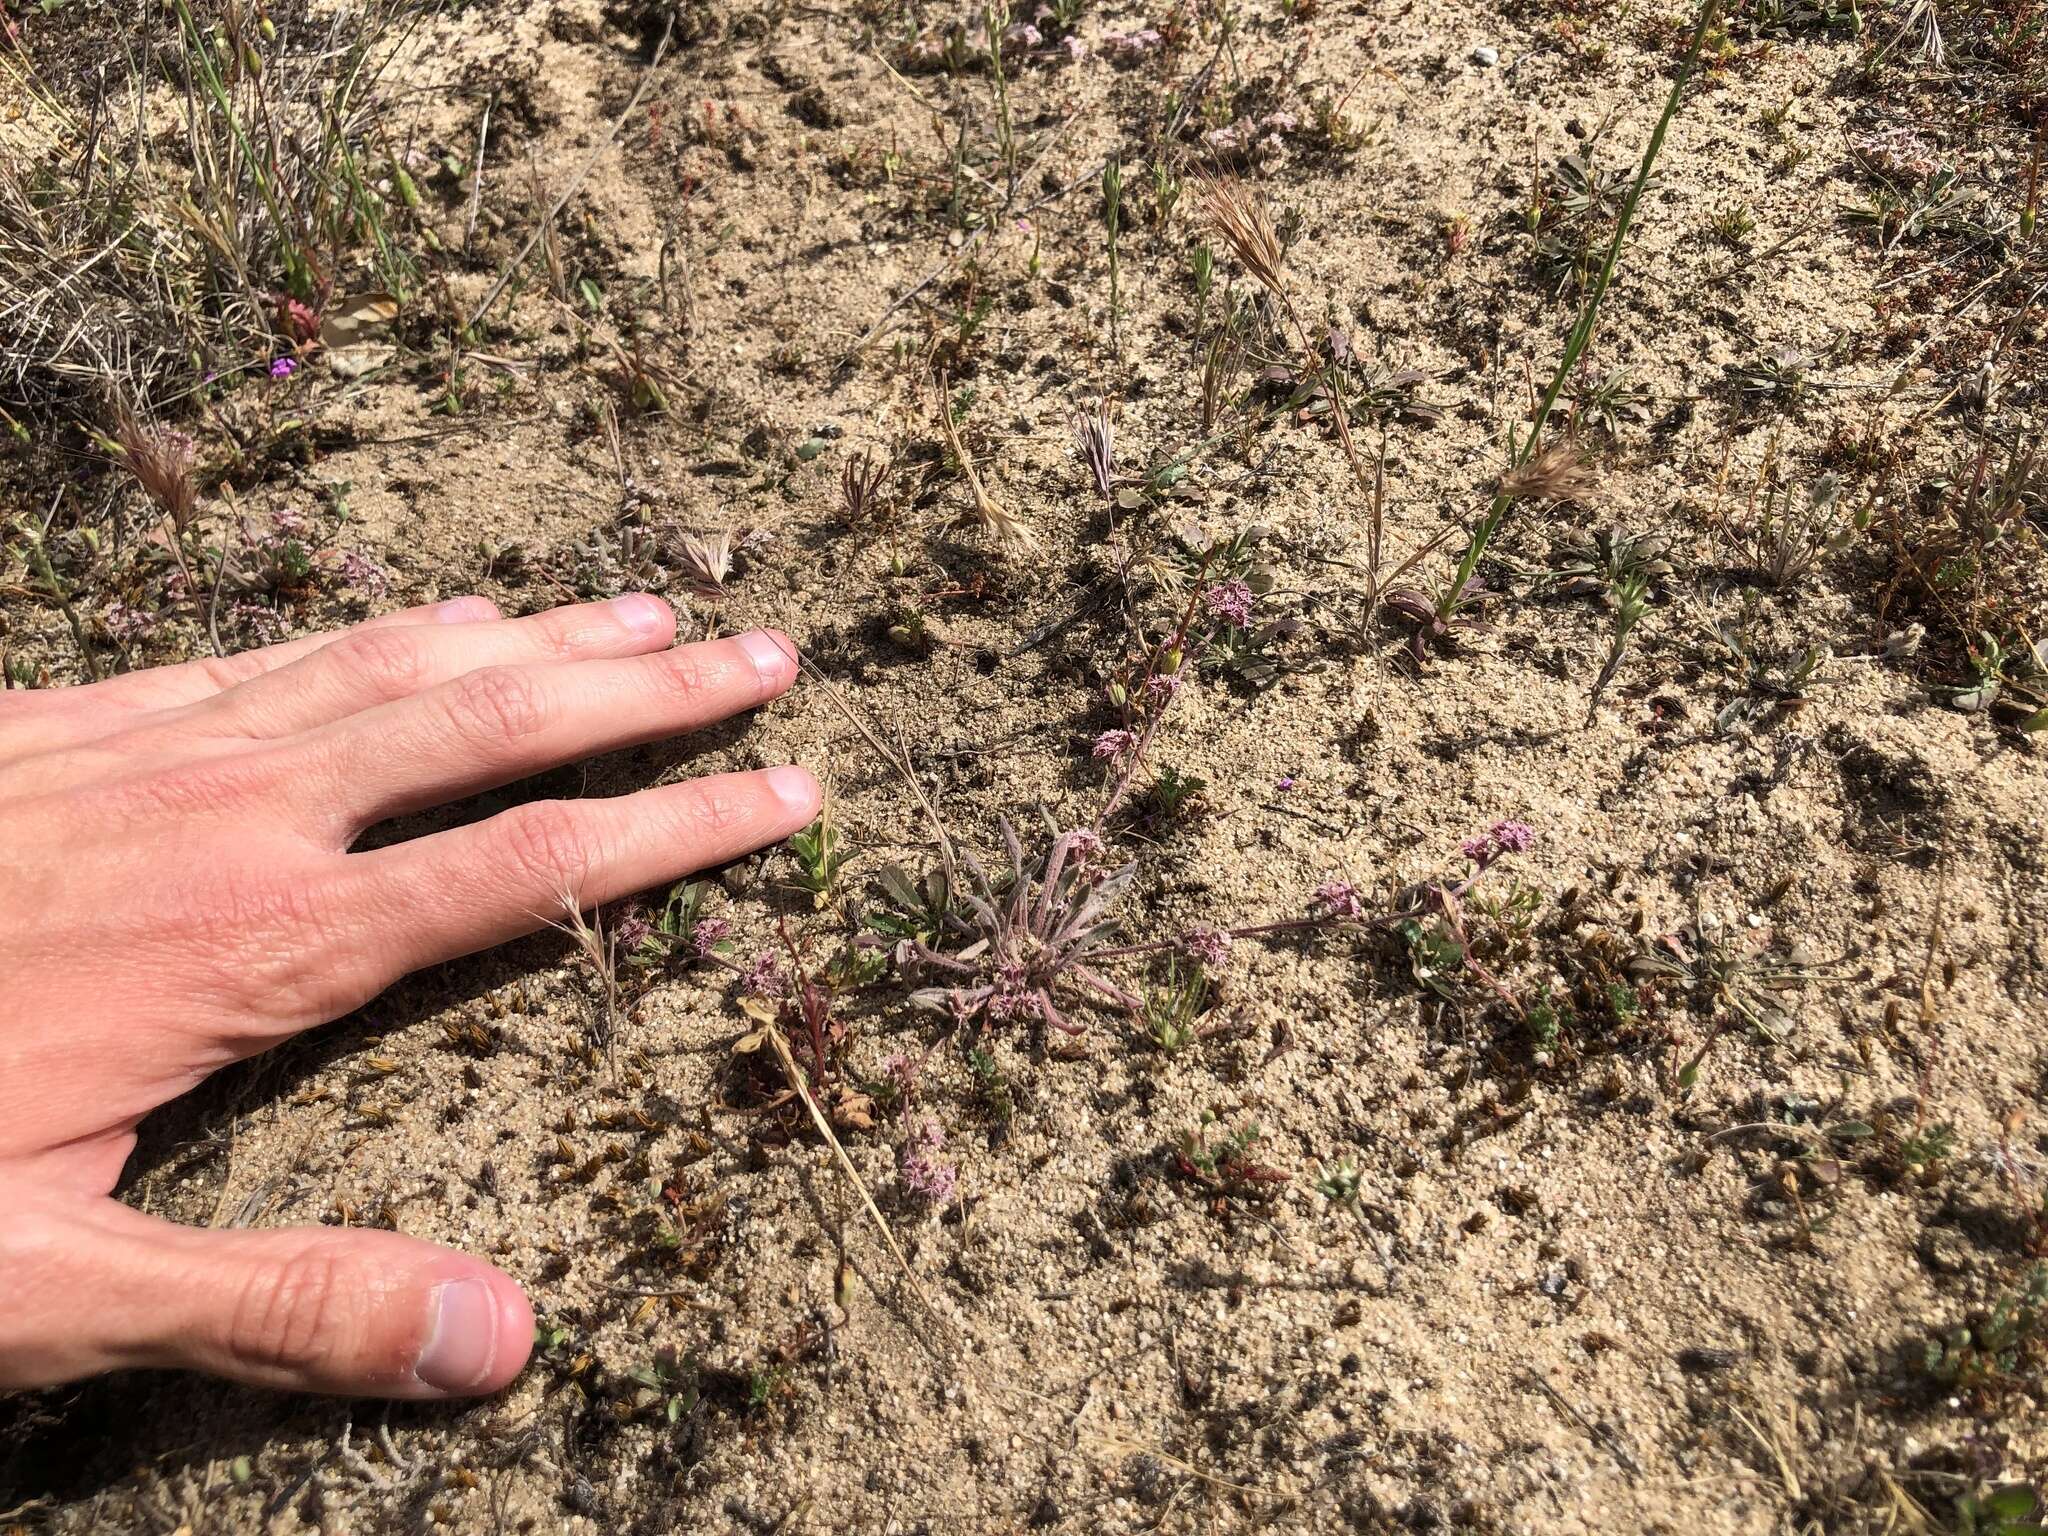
[1460, 819, 1535, 869]
[901, 1118, 958, 1208]
[1179, 924, 1233, 969]
[1312, 880, 1366, 920]
[1092, 728, 1137, 761]
[1202, 579, 1254, 628]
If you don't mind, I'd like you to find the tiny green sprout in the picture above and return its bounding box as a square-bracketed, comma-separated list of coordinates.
[627, 1347, 698, 1424]
[1954, 1483, 2046, 1536]
[789, 805, 852, 907]
[1144, 764, 1207, 824]
[1708, 200, 1755, 250]
[1314, 1156, 1364, 1207]
[1190, 242, 1214, 327]
[967, 1046, 1014, 1128]
[1152, 158, 1181, 224]
[746, 1364, 787, 1411]
[1924, 1264, 2048, 1390]
[1142, 957, 1210, 1053]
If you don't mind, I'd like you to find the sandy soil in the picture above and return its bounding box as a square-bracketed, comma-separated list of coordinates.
[4, 0, 2047, 1530]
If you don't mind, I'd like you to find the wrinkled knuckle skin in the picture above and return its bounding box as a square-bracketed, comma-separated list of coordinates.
[499, 801, 592, 893]
[685, 784, 757, 842]
[446, 666, 547, 745]
[227, 1246, 357, 1379]
[112, 751, 281, 822]
[653, 651, 723, 708]
[334, 627, 432, 700]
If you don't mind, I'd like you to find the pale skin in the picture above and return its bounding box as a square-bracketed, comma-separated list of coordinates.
[0, 593, 819, 1399]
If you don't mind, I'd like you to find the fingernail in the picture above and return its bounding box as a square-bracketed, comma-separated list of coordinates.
[434, 596, 496, 623]
[415, 1277, 498, 1393]
[611, 593, 672, 637]
[735, 629, 798, 693]
[765, 763, 820, 818]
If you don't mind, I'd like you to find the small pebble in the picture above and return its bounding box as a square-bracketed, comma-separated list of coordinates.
[1472, 45, 1499, 66]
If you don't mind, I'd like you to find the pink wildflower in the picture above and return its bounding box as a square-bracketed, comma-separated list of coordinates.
[1092, 728, 1137, 760]
[900, 1117, 959, 1208]
[1312, 880, 1366, 920]
[742, 951, 785, 998]
[1204, 579, 1255, 627]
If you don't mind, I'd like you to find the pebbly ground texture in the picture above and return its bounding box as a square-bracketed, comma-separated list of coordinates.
[3, 0, 2047, 1529]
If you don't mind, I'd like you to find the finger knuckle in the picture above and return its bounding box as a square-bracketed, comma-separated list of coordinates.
[650, 650, 721, 706]
[228, 1244, 357, 1377]
[445, 666, 547, 744]
[498, 800, 592, 892]
[334, 628, 432, 700]
[680, 782, 757, 842]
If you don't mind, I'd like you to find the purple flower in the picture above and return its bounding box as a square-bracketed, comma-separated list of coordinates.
[691, 916, 732, 958]
[1092, 728, 1137, 761]
[1202, 579, 1255, 628]
[232, 600, 289, 644]
[268, 357, 298, 380]
[1490, 819, 1535, 854]
[986, 959, 1034, 1020]
[1276, 775, 1296, 791]
[885, 1052, 921, 1100]
[337, 549, 390, 597]
[102, 601, 154, 645]
[741, 951, 785, 998]
[1102, 26, 1163, 57]
[1462, 819, 1536, 870]
[1144, 669, 1184, 702]
[1180, 924, 1233, 969]
[614, 911, 653, 952]
[900, 1117, 958, 1208]
[1312, 879, 1366, 920]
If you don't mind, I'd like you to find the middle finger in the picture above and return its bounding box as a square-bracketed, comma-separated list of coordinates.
[294, 629, 801, 843]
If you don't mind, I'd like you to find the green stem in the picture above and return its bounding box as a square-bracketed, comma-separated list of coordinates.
[1436, 0, 1720, 621]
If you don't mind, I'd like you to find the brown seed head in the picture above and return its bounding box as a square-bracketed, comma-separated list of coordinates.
[1499, 442, 1602, 507]
[1195, 177, 1287, 298]
[116, 415, 199, 530]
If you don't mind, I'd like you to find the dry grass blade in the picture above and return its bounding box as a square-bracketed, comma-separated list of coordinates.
[935, 385, 1036, 552]
[754, 1006, 955, 1354]
[1194, 176, 1286, 297]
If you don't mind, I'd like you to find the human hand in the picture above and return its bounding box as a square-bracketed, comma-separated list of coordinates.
[0, 594, 818, 1399]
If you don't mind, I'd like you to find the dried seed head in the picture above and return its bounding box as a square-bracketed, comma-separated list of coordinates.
[1499, 442, 1602, 507]
[116, 415, 199, 531]
[1194, 177, 1287, 297]
[673, 528, 734, 599]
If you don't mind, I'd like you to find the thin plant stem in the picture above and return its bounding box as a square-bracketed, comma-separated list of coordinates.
[1434, 0, 1721, 622]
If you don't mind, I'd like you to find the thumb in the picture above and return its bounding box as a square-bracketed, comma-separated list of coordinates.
[5, 1200, 533, 1397]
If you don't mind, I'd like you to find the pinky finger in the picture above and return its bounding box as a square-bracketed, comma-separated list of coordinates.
[342, 766, 822, 984]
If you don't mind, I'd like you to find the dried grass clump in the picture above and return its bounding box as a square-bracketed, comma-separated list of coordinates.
[0, 2, 421, 419]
